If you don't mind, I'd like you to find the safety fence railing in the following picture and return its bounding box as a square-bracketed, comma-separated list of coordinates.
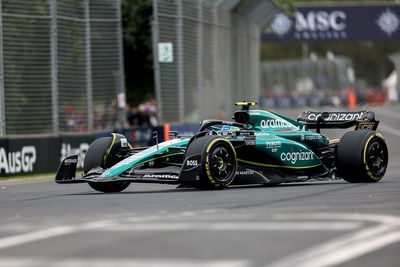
[0, 0, 125, 137]
[152, 0, 278, 123]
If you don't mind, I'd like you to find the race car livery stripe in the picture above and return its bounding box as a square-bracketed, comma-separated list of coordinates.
[99, 138, 189, 179]
[130, 152, 184, 169]
[237, 158, 322, 169]
[104, 133, 117, 162]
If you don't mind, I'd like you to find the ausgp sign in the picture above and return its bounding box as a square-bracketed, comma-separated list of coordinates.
[0, 146, 36, 174]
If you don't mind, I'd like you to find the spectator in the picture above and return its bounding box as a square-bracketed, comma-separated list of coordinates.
[127, 106, 140, 126]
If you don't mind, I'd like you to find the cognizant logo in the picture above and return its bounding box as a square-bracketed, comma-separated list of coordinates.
[280, 151, 314, 164]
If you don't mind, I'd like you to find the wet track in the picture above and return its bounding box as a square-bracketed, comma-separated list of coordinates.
[0, 106, 399, 267]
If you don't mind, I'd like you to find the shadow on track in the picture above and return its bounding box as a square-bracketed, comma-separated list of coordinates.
[61, 180, 361, 197]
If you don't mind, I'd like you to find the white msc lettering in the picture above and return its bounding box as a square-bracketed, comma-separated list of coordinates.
[280, 151, 314, 164]
[330, 11, 346, 31]
[0, 146, 36, 174]
[296, 10, 346, 31]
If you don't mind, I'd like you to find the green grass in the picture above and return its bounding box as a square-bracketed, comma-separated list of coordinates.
[0, 172, 55, 182]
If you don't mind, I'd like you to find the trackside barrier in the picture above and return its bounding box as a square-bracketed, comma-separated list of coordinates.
[0, 124, 199, 177]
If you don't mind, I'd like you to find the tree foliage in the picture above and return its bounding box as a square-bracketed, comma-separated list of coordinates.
[120, 0, 400, 103]
[121, 0, 154, 106]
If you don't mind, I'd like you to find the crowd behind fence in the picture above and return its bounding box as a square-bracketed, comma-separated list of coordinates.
[0, 0, 125, 137]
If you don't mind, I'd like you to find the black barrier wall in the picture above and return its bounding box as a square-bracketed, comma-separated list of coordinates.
[0, 126, 168, 177]
[0, 136, 94, 177]
[60, 135, 96, 170]
[8, 137, 60, 175]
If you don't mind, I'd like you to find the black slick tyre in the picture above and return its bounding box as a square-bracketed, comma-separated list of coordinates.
[188, 136, 237, 190]
[84, 136, 130, 193]
[337, 131, 388, 183]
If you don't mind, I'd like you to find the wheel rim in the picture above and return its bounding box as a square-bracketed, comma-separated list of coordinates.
[366, 141, 387, 176]
[208, 145, 235, 182]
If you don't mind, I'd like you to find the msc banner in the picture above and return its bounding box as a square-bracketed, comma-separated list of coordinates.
[263, 3, 400, 42]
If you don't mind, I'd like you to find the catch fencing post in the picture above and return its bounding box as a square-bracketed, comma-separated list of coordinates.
[84, 0, 93, 133]
[177, 0, 184, 123]
[116, 0, 126, 128]
[50, 0, 59, 134]
[152, 0, 163, 124]
[197, 0, 206, 120]
[0, 0, 5, 137]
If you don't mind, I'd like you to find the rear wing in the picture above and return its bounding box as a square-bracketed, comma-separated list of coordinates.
[297, 111, 379, 132]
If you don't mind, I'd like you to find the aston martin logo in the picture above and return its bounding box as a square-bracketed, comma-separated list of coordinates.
[376, 9, 399, 37]
[270, 13, 292, 36]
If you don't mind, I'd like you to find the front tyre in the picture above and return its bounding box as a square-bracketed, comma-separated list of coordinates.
[337, 131, 388, 183]
[197, 136, 237, 189]
[88, 182, 130, 193]
[84, 135, 130, 193]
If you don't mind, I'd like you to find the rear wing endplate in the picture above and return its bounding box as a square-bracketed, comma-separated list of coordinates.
[297, 111, 379, 132]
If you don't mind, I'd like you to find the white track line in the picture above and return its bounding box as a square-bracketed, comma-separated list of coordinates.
[273, 213, 400, 225]
[379, 123, 400, 137]
[266, 229, 400, 267]
[266, 213, 400, 267]
[0, 212, 399, 267]
[99, 221, 361, 232]
[0, 220, 114, 251]
[0, 220, 360, 251]
[0, 226, 76, 251]
[0, 258, 250, 267]
[297, 230, 400, 267]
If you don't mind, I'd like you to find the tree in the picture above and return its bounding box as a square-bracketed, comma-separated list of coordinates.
[121, 0, 154, 106]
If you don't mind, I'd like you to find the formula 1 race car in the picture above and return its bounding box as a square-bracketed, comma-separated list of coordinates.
[56, 102, 388, 193]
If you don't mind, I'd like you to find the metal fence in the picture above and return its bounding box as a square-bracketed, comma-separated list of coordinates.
[152, 0, 278, 123]
[261, 57, 353, 97]
[0, 0, 125, 137]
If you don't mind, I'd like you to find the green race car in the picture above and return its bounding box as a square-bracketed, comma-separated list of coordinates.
[56, 102, 388, 193]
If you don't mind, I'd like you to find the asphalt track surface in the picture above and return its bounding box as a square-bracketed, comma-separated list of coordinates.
[0, 105, 400, 267]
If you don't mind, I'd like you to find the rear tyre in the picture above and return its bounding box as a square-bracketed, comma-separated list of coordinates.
[189, 136, 237, 190]
[84, 136, 130, 193]
[337, 131, 388, 183]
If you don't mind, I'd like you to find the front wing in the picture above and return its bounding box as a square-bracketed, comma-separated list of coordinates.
[55, 155, 183, 185]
